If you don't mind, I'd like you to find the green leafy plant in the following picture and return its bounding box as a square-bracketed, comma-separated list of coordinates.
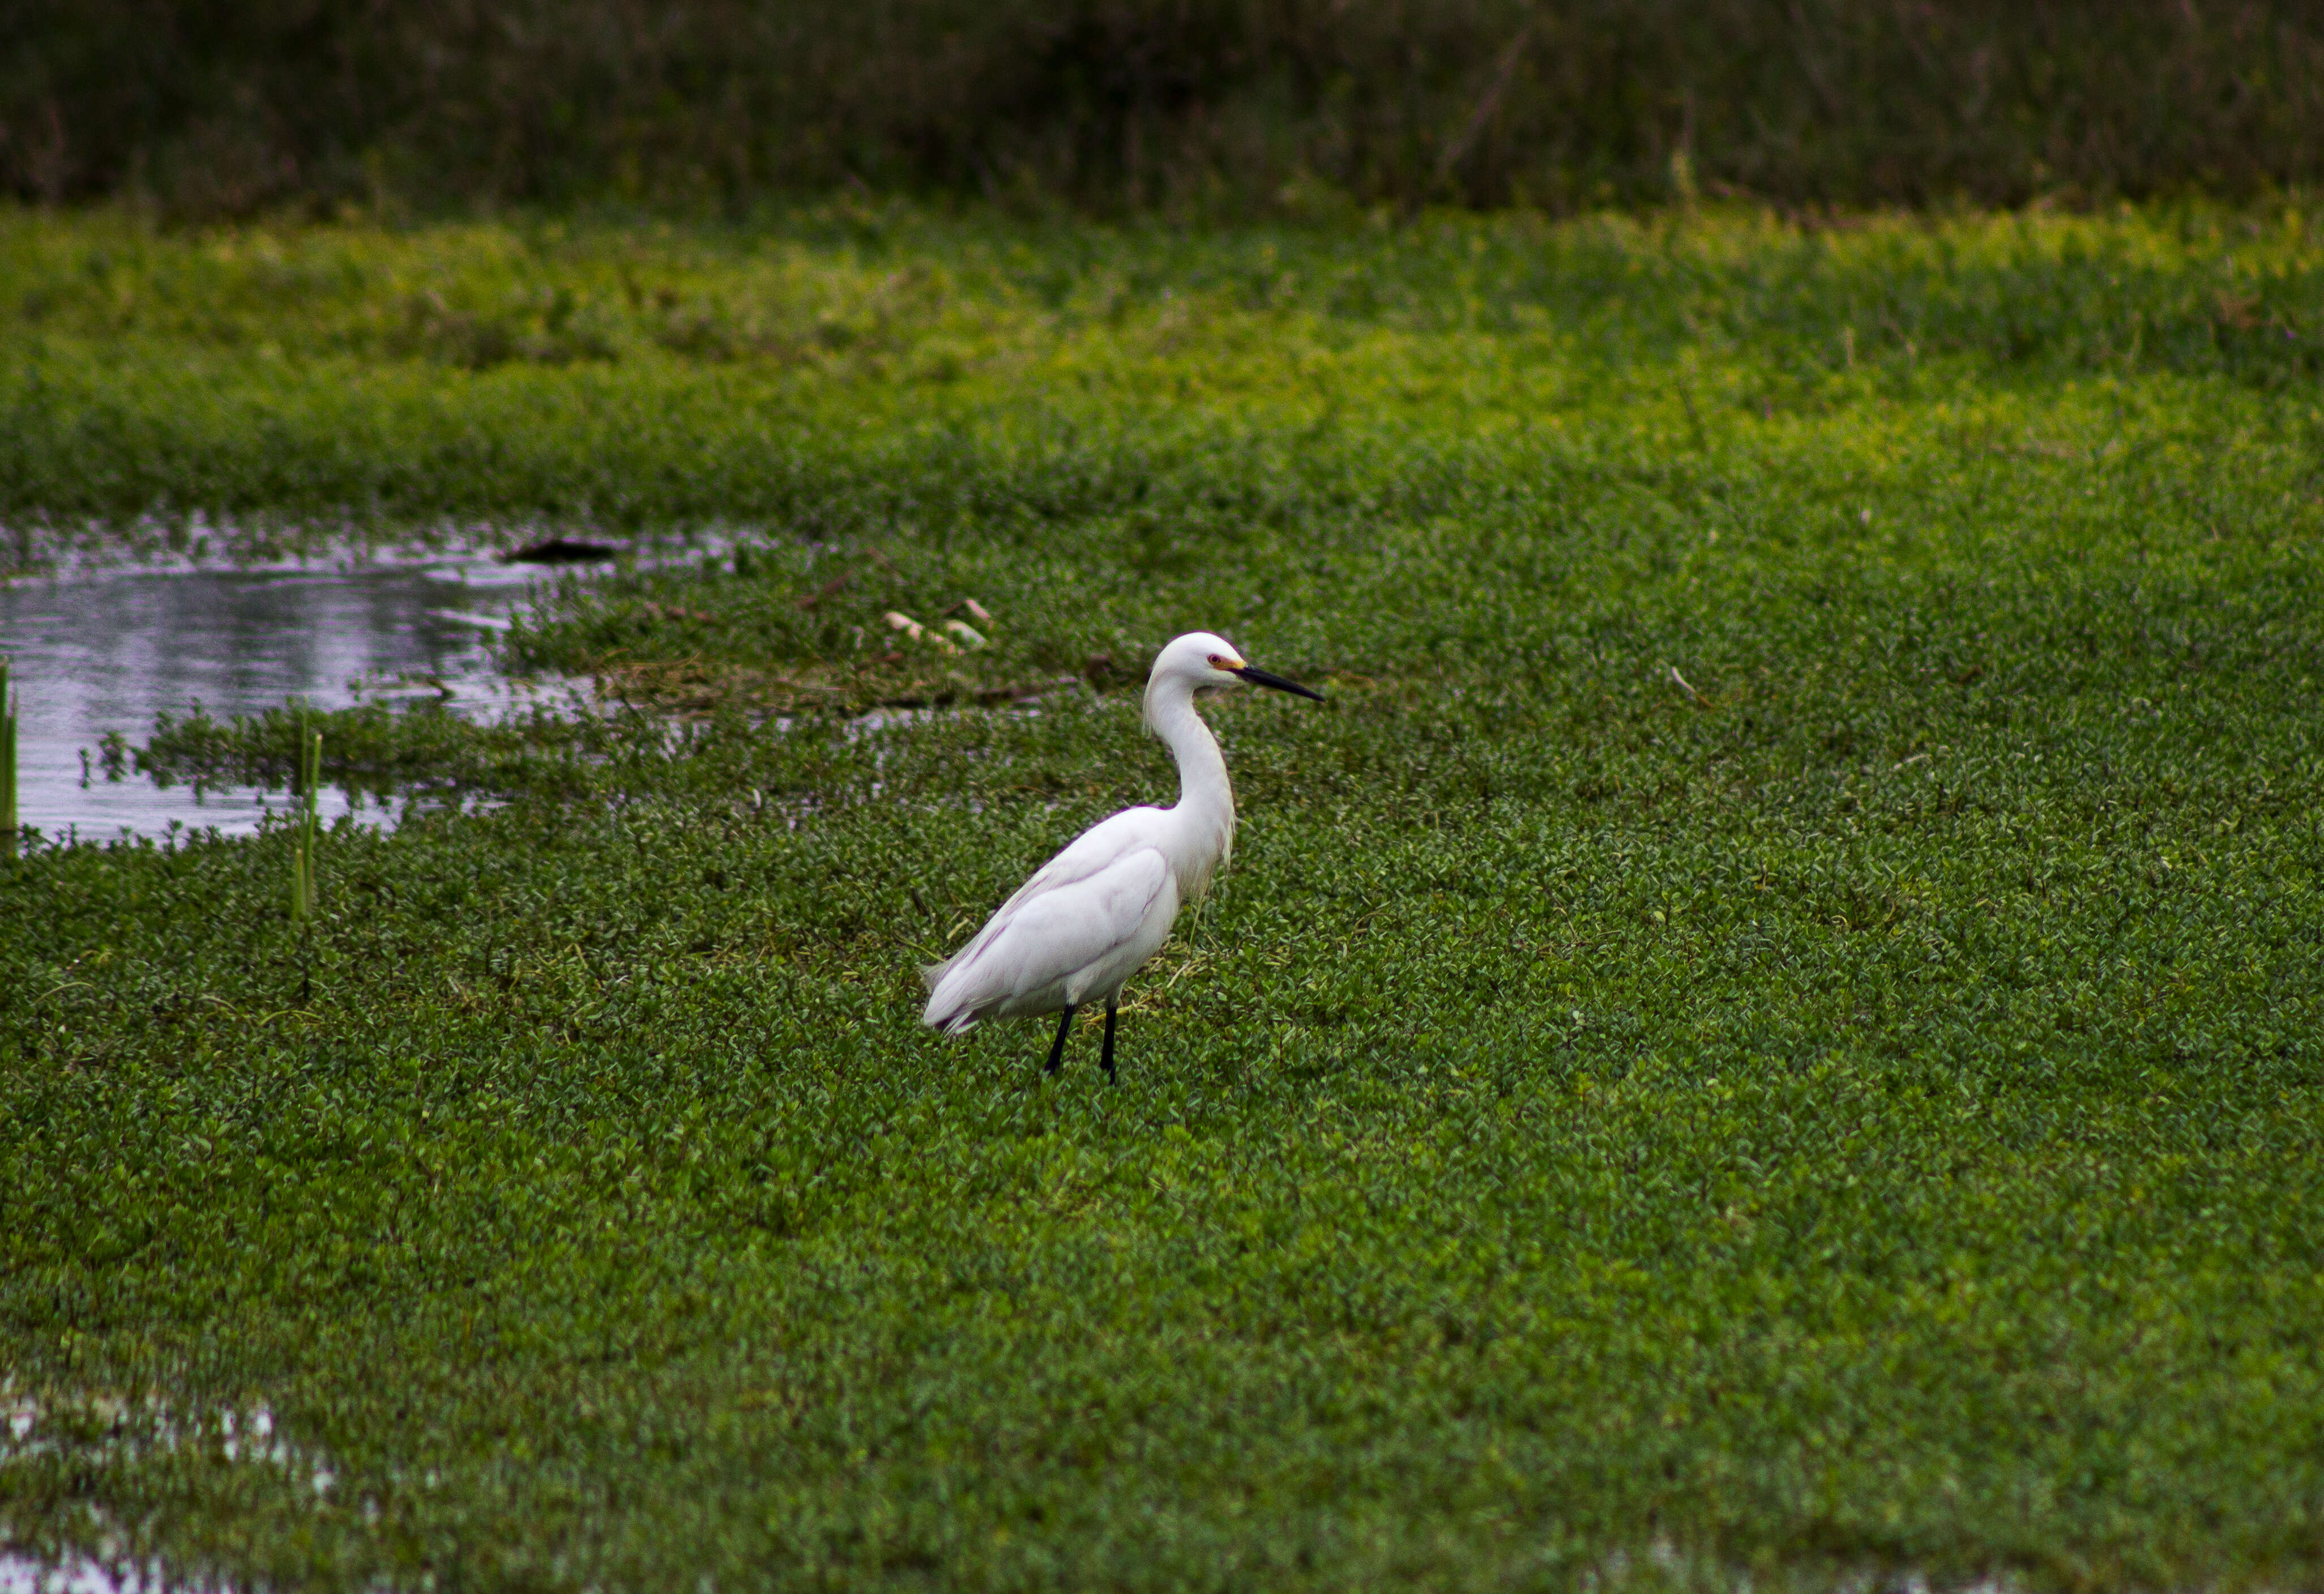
[2, 204, 2323, 1594]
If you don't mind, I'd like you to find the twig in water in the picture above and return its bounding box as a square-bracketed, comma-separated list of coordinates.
[0, 657, 16, 860]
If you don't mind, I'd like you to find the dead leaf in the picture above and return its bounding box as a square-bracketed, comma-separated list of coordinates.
[886, 611, 956, 651]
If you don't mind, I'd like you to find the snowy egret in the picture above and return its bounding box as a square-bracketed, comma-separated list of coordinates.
[921, 632, 1323, 1081]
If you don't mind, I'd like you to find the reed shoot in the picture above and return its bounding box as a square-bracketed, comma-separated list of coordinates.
[289, 718, 321, 922]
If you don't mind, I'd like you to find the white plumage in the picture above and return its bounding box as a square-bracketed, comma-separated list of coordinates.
[921, 630, 1322, 1081]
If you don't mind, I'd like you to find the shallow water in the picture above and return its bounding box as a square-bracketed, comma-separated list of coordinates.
[1, 551, 568, 843]
[0, 1552, 218, 1594]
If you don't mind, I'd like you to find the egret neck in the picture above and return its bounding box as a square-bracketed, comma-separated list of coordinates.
[1143, 669, 1236, 904]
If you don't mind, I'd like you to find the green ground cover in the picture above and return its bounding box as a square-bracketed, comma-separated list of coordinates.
[3, 201, 2323, 1591]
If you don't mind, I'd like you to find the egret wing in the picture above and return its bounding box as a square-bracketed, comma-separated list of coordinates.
[922, 846, 1173, 1030]
[922, 807, 1165, 990]
[988, 807, 1167, 918]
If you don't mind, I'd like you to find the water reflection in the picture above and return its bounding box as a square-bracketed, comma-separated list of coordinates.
[0, 1550, 210, 1593]
[1, 553, 563, 842]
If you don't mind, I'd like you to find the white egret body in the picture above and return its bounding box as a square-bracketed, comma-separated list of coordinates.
[920, 632, 1322, 1080]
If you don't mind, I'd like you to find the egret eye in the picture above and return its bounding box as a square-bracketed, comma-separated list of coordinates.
[1207, 654, 1229, 670]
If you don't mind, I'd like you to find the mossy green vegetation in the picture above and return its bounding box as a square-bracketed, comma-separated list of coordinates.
[10, 198, 2324, 543]
[2, 202, 2322, 1591]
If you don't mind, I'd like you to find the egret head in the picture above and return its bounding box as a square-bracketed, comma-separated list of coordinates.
[1147, 632, 1325, 702]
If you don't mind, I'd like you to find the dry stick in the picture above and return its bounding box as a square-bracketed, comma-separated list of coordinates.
[1433, 20, 1535, 195]
[1674, 361, 1709, 453]
[1669, 665, 1707, 706]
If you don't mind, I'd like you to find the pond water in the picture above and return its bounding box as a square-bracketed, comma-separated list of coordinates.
[1, 1393, 283, 1593]
[0, 1552, 220, 1593]
[1, 549, 573, 844]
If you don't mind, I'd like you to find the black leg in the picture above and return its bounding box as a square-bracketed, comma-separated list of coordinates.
[1100, 1001, 1119, 1084]
[1044, 1007, 1076, 1075]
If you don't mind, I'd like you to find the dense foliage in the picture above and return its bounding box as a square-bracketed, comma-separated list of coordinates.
[8, 2, 2324, 218]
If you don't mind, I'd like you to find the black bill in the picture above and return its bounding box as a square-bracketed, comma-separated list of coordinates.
[1234, 664, 1325, 701]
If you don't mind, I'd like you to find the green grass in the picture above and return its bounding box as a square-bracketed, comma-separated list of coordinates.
[3, 201, 2323, 1591]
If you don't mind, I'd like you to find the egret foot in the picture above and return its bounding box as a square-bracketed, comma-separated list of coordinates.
[1044, 1007, 1076, 1076]
[1100, 1001, 1120, 1084]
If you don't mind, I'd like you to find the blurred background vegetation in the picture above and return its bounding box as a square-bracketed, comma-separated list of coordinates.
[6, 1, 2323, 221]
